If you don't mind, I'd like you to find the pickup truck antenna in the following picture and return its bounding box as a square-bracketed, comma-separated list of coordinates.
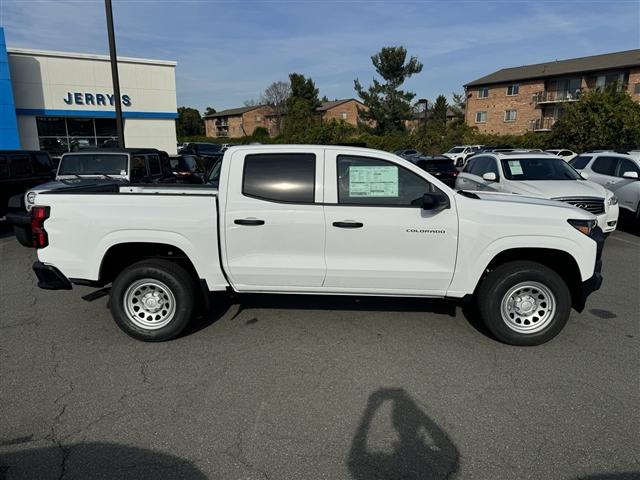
[105, 0, 125, 148]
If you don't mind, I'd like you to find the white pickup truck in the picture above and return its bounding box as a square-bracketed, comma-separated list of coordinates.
[20, 145, 604, 346]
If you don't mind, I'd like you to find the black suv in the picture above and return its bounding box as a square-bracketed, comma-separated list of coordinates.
[0, 150, 55, 218]
[179, 142, 224, 172]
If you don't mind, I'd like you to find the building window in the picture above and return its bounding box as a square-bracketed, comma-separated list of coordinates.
[506, 84, 519, 96]
[340, 112, 348, 120]
[477, 87, 489, 98]
[475, 111, 487, 123]
[634, 83, 640, 94]
[36, 117, 119, 157]
[504, 110, 517, 122]
[255, 115, 262, 121]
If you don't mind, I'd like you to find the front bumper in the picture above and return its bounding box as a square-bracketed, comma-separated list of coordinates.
[597, 203, 619, 233]
[33, 262, 72, 290]
[574, 226, 604, 312]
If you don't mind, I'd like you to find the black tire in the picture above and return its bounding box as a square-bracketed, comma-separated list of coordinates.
[110, 259, 196, 341]
[476, 261, 571, 346]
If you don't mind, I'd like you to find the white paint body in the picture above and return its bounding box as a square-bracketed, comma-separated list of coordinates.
[35, 145, 600, 299]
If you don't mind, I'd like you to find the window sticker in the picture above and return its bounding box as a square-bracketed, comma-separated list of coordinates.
[508, 160, 523, 175]
[349, 166, 398, 197]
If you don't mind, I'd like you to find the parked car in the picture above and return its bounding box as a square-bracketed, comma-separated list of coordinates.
[456, 152, 619, 233]
[168, 154, 206, 184]
[545, 149, 578, 162]
[179, 142, 224, 172]
[570, 151, 640, 221]
[22, 149, 175, 212]
[393, 148, 422, 159]
[411, 155, 458, 187]
[442, 145, 483, 167]
[0, 150, 54, 218]
[17, 145, 604, 346]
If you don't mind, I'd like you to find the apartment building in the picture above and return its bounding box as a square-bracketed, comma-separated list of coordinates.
[203, 98, 366, 139]
[464, 49, 640, 135]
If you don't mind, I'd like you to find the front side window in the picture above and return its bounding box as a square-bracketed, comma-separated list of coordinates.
[337, 155, 435, 207]
[478, 87, 489, 98]
[0, 156, 8, 177]
[58, 154, 128, 175]
[616, 158, 640, 177]
[504, 110, 517, 122]
[148, 155, 161, 175]
[500, 158, 581, 180]
[131, 156, 148, 180]
[475, 111, 487, 123]
[33, 153, 52, 174]
[507, 84, 519, 96]
[243, 153, 315, 203]
[570, 155, 592, 170]
[467, 156, 497, 177]
[591, 156, 619, 176]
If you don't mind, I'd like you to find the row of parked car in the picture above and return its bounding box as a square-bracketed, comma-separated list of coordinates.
[393, 146, 640, 232]
[0, 142, 225, 218]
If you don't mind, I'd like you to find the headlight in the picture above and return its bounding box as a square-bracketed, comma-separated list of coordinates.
[26, 192, 36, 204]
[567, 218, 597, 236]
[608, 195, 618, 205]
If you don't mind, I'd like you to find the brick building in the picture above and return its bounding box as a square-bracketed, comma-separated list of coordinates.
[204, 105, 277, 139]
[464, 49, 640, 135]
[204, 98, 366, 139]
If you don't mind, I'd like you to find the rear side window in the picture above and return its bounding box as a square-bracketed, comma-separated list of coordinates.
[591, 156, 619, 176]
[570, 155, 592, 170]
[9, 154, 33, 176]
[337, 155, 435, 207]
[243, 153, 315, 203]
[0, 156, 8, 177]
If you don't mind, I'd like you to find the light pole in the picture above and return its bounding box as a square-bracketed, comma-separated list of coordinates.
[105, 0, 125, 148]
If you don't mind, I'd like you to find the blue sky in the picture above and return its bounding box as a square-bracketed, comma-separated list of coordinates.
[1, 0, 639, 112]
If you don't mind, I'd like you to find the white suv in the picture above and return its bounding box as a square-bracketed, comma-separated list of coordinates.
[570, 152, 640, 221]
[455, 152, 619, 233]
[442, 145, 482, 167]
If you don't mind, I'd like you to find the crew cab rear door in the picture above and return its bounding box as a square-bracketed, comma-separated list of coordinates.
[322, 150, 458, 294]
[222, 148, 326, 290]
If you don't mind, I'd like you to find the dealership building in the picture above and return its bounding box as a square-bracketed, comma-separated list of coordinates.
[0, 27, 178, 155]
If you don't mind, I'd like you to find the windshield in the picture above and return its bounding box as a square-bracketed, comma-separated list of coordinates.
[205, 158, 223, 186]
[58, 154, 128, 176]
[448, 147, 464, 153]
[500, 158, 581, 181]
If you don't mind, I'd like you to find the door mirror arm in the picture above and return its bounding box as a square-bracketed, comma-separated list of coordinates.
[482, 172, 498, 182]
[622, 171, 639, 180]
[421, 193, 450, 211]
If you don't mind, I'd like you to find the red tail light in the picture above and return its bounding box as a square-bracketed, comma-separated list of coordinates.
[31, 206, 50, 249]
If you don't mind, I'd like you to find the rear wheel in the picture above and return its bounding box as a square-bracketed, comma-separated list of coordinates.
[476, 261, 571, 346]
[110, 259, 196, 341]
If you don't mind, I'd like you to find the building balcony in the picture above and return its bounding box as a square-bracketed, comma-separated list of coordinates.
[530, 117, 555, 132]
[215, 121, 228, 127]
[533, 89, 581, 104]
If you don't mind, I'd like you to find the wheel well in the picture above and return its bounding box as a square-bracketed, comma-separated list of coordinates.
[483, 248, 583, 308]
[99, 242, 200, 286]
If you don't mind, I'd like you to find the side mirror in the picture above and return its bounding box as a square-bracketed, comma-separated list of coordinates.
[580, 172, 589, 180]
[421, 192, 450, 211]
[482, 172, 497, 182]
[622, 171, 639, 179]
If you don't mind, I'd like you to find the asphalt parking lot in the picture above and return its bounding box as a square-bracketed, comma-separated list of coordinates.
[0, 220, 638, 480]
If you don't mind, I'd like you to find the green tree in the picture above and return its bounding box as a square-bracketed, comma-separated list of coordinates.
[551, 85, 640, 151]
[204, 106, 216, 116]
[288, 73, 321, 112]
[450, 92, 466, 122]
[176, 107, 204, 137]
[431, 95, 449, 128]
[354, 46, 423, 134]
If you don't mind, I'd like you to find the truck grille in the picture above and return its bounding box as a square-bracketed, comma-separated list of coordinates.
[553, 196, 605, 215]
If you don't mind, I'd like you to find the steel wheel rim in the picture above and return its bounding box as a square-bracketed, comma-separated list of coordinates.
[500, 281, 556, 334]
[123, 278, 176, 330]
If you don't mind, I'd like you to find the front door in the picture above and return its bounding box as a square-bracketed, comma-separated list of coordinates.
[223, 148, 326, 290]
[322, 151, 458, 294]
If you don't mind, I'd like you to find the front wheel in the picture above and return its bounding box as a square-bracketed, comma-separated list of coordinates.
[110, 259, 196, 341]
[476, 261, 571, 346]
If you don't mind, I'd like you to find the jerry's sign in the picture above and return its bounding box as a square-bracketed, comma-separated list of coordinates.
[64, 92, 132, 107]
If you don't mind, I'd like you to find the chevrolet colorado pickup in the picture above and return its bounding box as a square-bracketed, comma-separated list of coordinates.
[19, 145, 604, 346]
